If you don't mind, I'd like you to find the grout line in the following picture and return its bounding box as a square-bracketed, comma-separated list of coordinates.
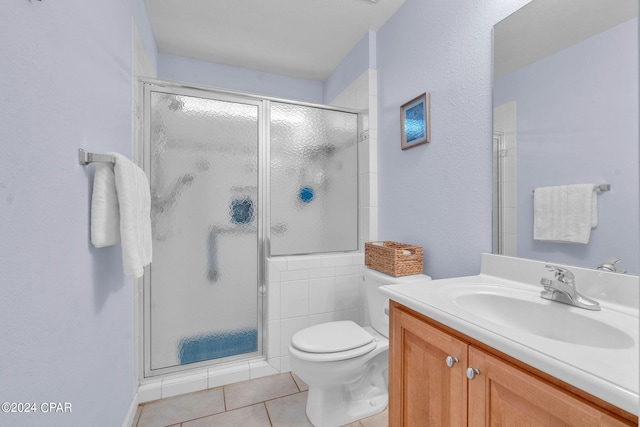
[288, 372, 300, 392]
[289, 372, 307, 392]
[226, 389, 306, 413]
[222, 386, 227, 412]
[262, 402, 273, 427]
[262, 389, 306, 405]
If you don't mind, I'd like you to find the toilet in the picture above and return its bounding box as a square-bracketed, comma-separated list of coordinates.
[288, 266, 431, 427]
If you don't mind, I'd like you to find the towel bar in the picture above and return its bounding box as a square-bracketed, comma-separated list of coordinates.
[78, 148, 115, 165]
[532, 184, 610, 194]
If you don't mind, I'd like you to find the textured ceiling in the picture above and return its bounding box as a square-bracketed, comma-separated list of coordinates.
[144, 0, 406, 82]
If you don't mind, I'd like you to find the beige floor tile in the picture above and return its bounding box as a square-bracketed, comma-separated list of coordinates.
[182, 403, 271, 427]
[291, 372, 309, 392]
[265, 391, 312, 427]
[224, 372, 299, 410]
[136, 387, 225, 427]
[360, 407, 388, 427]
[135, 372, 386, 427]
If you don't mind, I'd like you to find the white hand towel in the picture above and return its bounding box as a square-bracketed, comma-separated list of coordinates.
[533, 184, 597, 244]
[91, 163, 121, 247]
[111, 153, 152, 278]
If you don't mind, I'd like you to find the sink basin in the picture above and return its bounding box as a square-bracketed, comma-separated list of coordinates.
[451, 288, 635, 349]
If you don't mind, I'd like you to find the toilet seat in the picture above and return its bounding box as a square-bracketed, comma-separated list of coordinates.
[290, 321, 377, 362]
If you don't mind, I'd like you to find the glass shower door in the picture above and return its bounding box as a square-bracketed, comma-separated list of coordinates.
[270, 102, 358, 255]
[144, 85, 262, 374]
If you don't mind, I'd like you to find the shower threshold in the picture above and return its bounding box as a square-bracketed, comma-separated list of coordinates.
[138, 358, 279, 404]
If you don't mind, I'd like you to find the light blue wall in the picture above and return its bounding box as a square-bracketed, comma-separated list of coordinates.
[0, 1, 156, 426]
[495, 18, 639, 273]
[376, 0, 531, 279]
[158, 54, 323, 103]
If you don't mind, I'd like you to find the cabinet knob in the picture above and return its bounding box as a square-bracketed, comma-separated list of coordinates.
[445, 355, 459, 368]
[466, 367, 480, 380]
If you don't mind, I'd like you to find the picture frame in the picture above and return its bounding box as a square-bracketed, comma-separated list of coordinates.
[400, 92, 430, 150]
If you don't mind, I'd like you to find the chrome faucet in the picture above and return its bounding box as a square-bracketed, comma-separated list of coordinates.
[540, 265, 601, 311]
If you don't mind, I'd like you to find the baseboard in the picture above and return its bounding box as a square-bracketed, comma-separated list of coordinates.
[121, 391, 140, 427]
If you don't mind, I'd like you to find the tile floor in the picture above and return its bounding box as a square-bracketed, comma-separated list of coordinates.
[132, 372, 388, 427]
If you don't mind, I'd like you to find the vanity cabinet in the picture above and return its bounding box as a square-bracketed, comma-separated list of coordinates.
[389, 301, 637, 426]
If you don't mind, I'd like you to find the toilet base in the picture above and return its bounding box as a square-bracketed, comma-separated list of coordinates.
[289, 325, 390, 426]
[306, 385, 388, 427]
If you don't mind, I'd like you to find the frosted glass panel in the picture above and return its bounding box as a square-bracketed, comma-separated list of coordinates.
[148, 91, 259, 371]
[270, 103, 358, 255]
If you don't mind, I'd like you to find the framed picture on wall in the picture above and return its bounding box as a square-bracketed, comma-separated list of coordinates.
[400, 92, 430, 150]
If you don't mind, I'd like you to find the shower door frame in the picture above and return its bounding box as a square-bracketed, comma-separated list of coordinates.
[141, 80, 267, 378]
[138, 77, 361, 379]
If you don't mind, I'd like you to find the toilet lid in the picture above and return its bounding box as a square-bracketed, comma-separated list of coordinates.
[291, 321, 373, 353]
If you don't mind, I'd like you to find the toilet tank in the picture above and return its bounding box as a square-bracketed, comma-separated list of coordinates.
[363, 267, 431, 337]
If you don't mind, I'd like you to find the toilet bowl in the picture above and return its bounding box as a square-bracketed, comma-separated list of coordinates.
[289, 267, 431, 427]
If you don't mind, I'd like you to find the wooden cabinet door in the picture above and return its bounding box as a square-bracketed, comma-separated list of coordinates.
[467, 346, 633, 427]
[389, 303, 468, 427]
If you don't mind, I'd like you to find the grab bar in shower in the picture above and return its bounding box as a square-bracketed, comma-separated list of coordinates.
[78, 148, 115, 165]
[210, 224, 287, 235]
[211, 225, 257, 235]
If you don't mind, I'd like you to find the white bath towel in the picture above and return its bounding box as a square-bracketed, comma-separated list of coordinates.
[91, 163, 120, 248]
[533, 184, 597, 244]
[112, 153, 152, 278]
[90, 153, 152, 278]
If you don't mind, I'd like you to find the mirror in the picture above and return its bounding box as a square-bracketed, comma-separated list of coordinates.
[492, 0, 639, 274]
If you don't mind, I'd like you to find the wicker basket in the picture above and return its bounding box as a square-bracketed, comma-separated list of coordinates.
[364, 241, 423, 277]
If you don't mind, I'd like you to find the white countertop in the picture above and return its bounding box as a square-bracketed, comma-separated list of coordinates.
[380, 254, 639, 415]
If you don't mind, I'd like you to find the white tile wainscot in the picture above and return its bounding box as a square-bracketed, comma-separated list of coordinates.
[267, 253, 366, 372]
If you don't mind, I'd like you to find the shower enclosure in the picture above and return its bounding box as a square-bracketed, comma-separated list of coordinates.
[142, 80, 358, 377]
